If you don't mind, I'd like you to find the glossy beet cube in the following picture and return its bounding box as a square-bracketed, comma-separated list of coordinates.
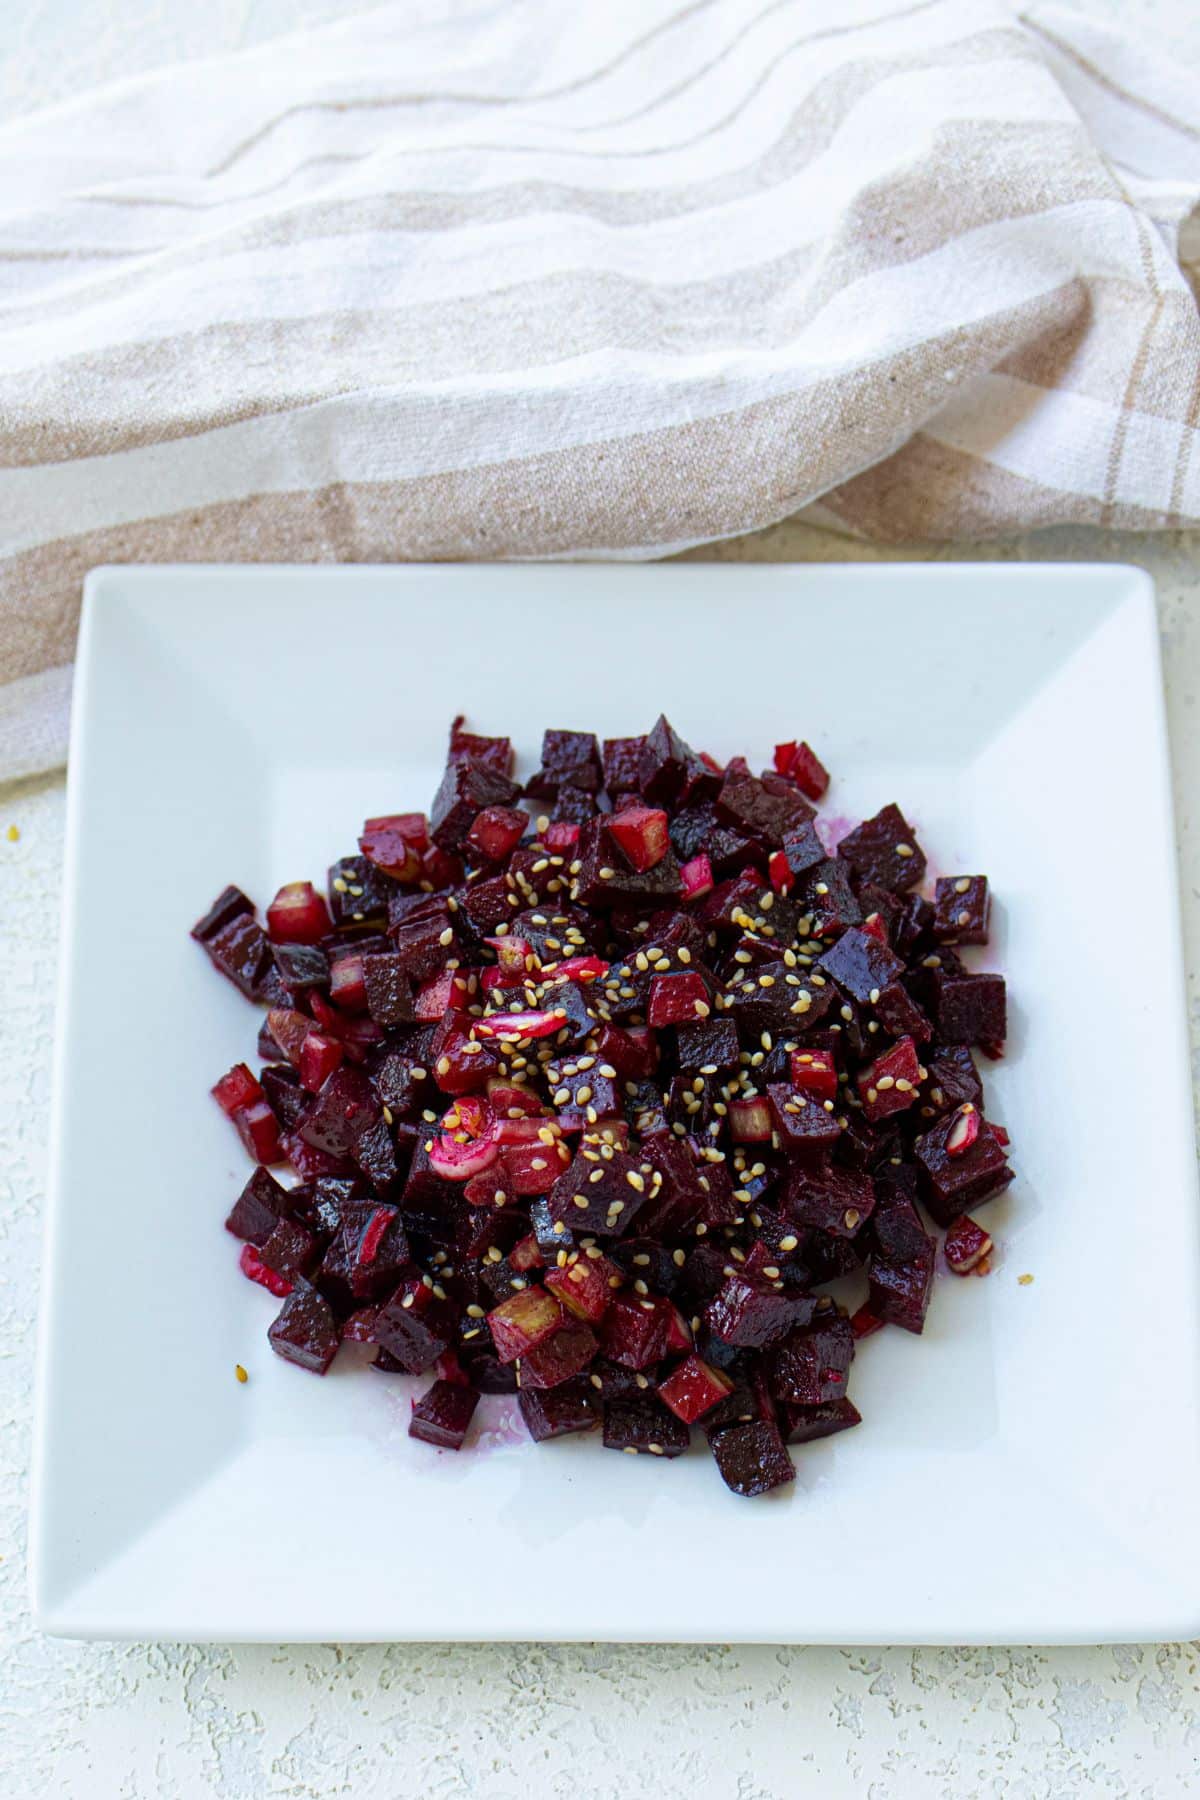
[658, 1354, 734, 1424]
[766, 1083, 843, 1155]
[817, 926, 904, 1007]
[212, 1062, 262, 1118]
[518, 1316, 598, 1389]
[547, 1145, 653, 1237]
[920, 1044, 983, 1119]
[869, 1240, 935, 1333]
[715, 772, 807, 848]
[944, 1213, 993, 1274]
[608, 804, 670, 873]
[518, 1379, 598, 1441]
[268, 1280, 340, 1374]
[933, 875, 991, 946]
[784, 740, 829, 801]
[704, 1274, 815, 1349]
[361, 954, 414, 1028]
[409, 1379, 479, 1450]
[327, 854, 395, 927]
[266, 881, 332, 945]
[192, 884, 254, 944]
[856, 1034, 922, 1122]
[258, 1217, 316, 1285]
[202, 911, 273, 999]
[239, 1241, 293, 1298]
[638, 715, 698, 808]
[448, 716, 513, 774]
[545, 1252, 614, 1324]
[430, 755, 521, 852]
[372, 1278, 459, 1373]
[870, 1167, 933, 1263]
[488, 1284, 565, 1363]
[709, 1418, 795, 1497]
[933, 971, 1007, 1054]
[298, 1030, 343, 1094]
[357, 813, 427, 882]
[601, 735, 647, 797]
[913, 1108, 1013, 1225]
[225, 1166, 292, 1244]
[603, 1394, 690, 1458]
[526, 729, 602, 798]
[646, 970, 710, 1027]
[466, 805, 528, 863]
[779, 1396, 862, 1445]
[501, 1138, 572, 1197]
[767, 1314, 853, 1405]
[783, 1163, 874, 1240]
[838, 803, 926, 891]
[799, 858, 862, 936]
[789, 1047, 838, 1101]
[598, 1291, 671, 1368]
[875, 980, 932, 1044]
[674, 1018, 738, 1074]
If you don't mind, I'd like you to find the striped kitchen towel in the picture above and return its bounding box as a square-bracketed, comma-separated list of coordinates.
[2, 0, 1199, 779]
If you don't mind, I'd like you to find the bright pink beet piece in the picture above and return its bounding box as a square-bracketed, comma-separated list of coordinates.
[647, 971, 710, 1027]
[409, 1379, 479, 1450]
[212, 1063, 261, 1117]
[266, 880, 331, 945]
[679, 854, 714, 901]
[944, 1213, 993, 1274]
[658, 1355, 734, 1424]
[239, 1241, 293, 1298]
[299, 1030, 344, 1094]
[608, 804, 670, 873]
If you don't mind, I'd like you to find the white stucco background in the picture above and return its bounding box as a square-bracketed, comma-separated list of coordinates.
[4, 2, 1200, 1794]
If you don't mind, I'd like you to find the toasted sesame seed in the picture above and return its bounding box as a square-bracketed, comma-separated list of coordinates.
[895, 843, 915, 858]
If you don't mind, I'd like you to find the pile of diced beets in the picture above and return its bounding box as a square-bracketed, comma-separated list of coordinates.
[196, 716, 1012, 1497]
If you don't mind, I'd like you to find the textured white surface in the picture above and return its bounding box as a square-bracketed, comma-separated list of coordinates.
[4, 0, 1200, 1794]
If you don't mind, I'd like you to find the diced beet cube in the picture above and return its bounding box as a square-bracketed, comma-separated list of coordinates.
[838, 803, 926, 891]
[361, 954, 414, 1028]
[933, 875, 991, 946]
[789, 1047, 838, 1101]
[779, 1397, 862, 1445]
[212, 1062, 262, 1117]
[674, 1018, 738, 1075]
[601, 735, 647, 796]
[799, 859, 862, 937]
[239, 1241, 293, 1298]
[639, 715, 698, 808]
[944, 1213, 994, 1274]
[783, 1163, 874, 1239]
[602, 1394, 690, 1458]
[609, 804, 670, 873]
[518, 1380, 598, 1441]
[430, 756, 521, 852]
[201, 911, 274, 999]
[518, 1316, 598, 1389]
[449, 716, 513, 774]
[869, 1241, 935, 1333]
[225, 1166, 292, 1244]
[679, 853, 714, 901]
[875, 980, 932, 1044]
[357, 813, 427, 881]
[598, 1291, 671, 1368]
[258, 1217, 316, 1282]
[729, 1096, 773, 1142]
[817, 926, 904, 1006]
[326, 854, 395, 927]
[547, 1146, 653, 1236]
[501, 1138, 572, 1197]
[658, 1354, 734, 1424]
[870, 1167, 933, 1263]
[767, 1083, 842, 1155]
[766, 1314, 854, 1405]
[232, 1098, 283, 1164]
[192, 884, 254, 944]
[299, 1030, 344, 1094]
[488, 1284, 565, 1363]
[268, 1280, 339, 1373]
[266, 880, 332, 945]
[409, 1379, 478, 1450]
[704, 1275, 815, 1349]
[913, 1107, 1013, 1225]
[647, 970, 711, 1027]
[934, 970, 1007, 1054]
[856, 1034, 922, 1122]
[710, 1418, 795, 1496]
[372, 1278, 459, 1373]
[545, 1252, 614, 1324]
[787, 741, 829, 801]
[466, 805, 528, 863]
[526, 729, 602, 798]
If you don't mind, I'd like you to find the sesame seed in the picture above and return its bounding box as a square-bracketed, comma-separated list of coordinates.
[438, 927, 454, 947]
[466, 1304, 485, 1319]
[895, 843, 915, 858]
[955, 877, 972, 893]
[332, 877, 349, 894]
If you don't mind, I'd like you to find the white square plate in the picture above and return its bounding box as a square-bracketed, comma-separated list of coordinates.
[32, 563, 1200, 1644]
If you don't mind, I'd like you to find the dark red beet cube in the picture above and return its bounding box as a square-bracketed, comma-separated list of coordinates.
[838, 803, 926, 891]
[518, 1316, 598, 1389]
[920, 1044, 984, 1120]
[603, 1394, 690, 1459]
[361, 954, 414, 1028]
[856, 1034, 922, 1122]
[449, 716, 513, 774]
[239, 1241, 293, 1298]
[869, 1241, 935, 1333]
[372, 1278, 459, 1373]
[259, 1217, 316, 1282]
[933, 876, 991, 946]
[526, 729, 602, 798]
[709, 1419, 795, 1497]
[518, 1379, 598, 1441]
[675, 1018, 739, 1074]
[647, 970, 711, 1027]
[191, 884, 254, 944]
[602, 736, 648, 797]
[767, 1314, 854, 1405]
[913, 1107, 1013, 1225]
[488, 1284, 565, 1363]
[783, 1163, 874, 1239]
[779, 1396, 862, 1445]
[202, 911, 273, 999]
[409, 1379, 478, 1450]
[547, 1146, 653, 1237]
[817, 926, 904, 1007]
[934, 971, 1007, 1053]
[268, 1280, 340, 1374]
[704, 1274, 815, 1349]
[766, 1084, 842, 1155]
[598, 1291, 671, 1368]
[430, 756, 521, 852]
[658, 1354, 734, 1424]
[944, 1213, 994, 1274]
[225, 1166, 292, 1244]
